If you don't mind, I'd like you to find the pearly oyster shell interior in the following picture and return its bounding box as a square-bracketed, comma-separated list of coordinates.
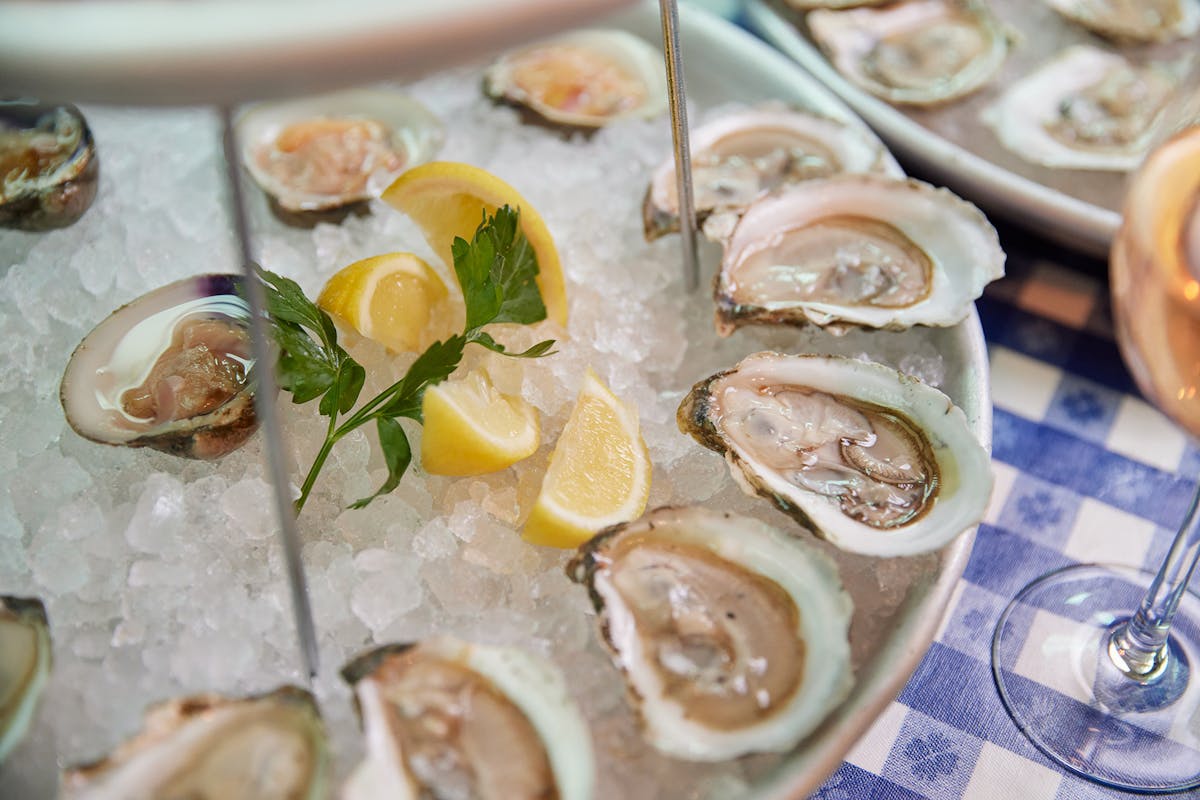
[568, 505, 853, 761]
[678, 353, 993, 557]
[807, 0, 1011, 106]
[1044, 0, 1200, 43]
[341, 637, 594, 800]
[60, 274, 258, 460]
[0, 597, 51, 765]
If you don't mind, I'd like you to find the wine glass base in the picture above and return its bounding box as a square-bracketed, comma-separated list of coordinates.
[992, 564, 1200, 794]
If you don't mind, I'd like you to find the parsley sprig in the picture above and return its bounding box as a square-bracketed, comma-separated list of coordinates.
[257, 205, 557, 514]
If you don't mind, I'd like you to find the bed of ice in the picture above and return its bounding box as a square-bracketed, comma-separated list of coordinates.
[0, 55, 975, 799]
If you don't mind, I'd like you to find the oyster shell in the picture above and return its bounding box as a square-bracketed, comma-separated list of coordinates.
[0, 100, 98, 231]
[808, 0, 1010, 106]
[643, 105, 901, 242]
[1044, 0, 1200, 43]
[236, 88, 443, 224]
[984, 46, 1177, 172]
[0, 597, 51, 764]
[567, 505, 853, 761]
[60, 273, 258, 460]
[678, 353, 993, 556]
[62, 686, 327, 799]
[341, 637, 593, 800]
[713, 175, 1004, 334]
[484, 29, 667, 129]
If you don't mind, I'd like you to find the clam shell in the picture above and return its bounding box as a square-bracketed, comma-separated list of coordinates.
[0, 596, 51, 765]
[0, 100, 98, 231]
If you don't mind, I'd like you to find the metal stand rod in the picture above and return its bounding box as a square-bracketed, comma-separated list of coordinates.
[219, 106, 320, 681]
[658, 0, 700, 292]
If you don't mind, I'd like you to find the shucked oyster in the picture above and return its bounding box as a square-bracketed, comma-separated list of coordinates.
[63, 687, 327, 799]
[0, 597, 51, 764]
[484, 29, 667, 129]
[60, 274, 257, 460]
[678, 353, 992, 557]
[568, 506, 853, 761]
[808, 0, 1010, 106]
[985, 46, 1178, 172]
[0, 100, 98, 231]
[341, 637, 593, 800]
[236, 88, 443, 224]
[1045, 0, 1200, 43]
[643, 106, 900, 242]
[713, 175, 1004, 334]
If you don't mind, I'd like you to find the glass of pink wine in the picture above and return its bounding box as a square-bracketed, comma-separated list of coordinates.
[991, 66, 1200, 793]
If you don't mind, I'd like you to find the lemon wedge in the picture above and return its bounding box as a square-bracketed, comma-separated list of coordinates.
[317, 252, 450, 353]
[523, 368, 650, 548]
[381, 161, 568, 328]
[421, 369, 540, 476]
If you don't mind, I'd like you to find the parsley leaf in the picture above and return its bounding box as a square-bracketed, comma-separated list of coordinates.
[256, 205, 558, 514]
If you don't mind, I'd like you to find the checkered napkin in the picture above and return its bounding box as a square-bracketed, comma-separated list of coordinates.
[805, 247, 1200, 800]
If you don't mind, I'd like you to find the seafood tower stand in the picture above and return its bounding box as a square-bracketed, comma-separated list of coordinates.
[0, 2, 998, 800]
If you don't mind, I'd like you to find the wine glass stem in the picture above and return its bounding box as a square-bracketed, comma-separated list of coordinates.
[1109, 478, 1200, 680]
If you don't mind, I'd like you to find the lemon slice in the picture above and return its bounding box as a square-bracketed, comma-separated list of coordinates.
[523, 368, 651, 548]
[317, 252, 449, 353]
[381, 161, 568, 328]
[421, 369, 540, 476]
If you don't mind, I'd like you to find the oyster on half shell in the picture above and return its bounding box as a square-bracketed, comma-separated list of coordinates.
[0, 597, 51, 765]
[60, 274, 258, 460]
[484, 29, 667, 129]
[808, 0, 1010, 106]
[678, 353, 992, 557]
[568, 505, 853, 761]
[340, 637, 593, 800]
[984, 46, 1178, 172]
[0, 100, 99, 231]
[62, 687, 327, 800]
[713, 175, 1004, 334]
[1045, 0, 1200, 43]
[643, 105, 900, 242]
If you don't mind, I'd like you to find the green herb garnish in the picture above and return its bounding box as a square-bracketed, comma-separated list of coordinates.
[258, 205, 557, 514]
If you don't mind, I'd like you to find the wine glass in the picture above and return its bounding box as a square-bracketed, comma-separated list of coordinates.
[990, 63, 1200, 793]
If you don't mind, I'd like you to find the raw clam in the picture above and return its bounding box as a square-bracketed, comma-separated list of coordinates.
[0, 100, 98, 231]
[62, 687, 327, 799]
[713, 175, 1004, 334]
[643, 105, 900, 242]
[60, 273, 258, 460]
[0, 597, 51, 764]
[678, 353, 993, 557]
[484, 29, 667, 129]
[568, 505, 853, 761]
[808, 0, 1010, 106]
[984, 46, 1178, 172]
[1044, 0, 1200, 43]
[236, 88, 443, 224]
[341, 637, 593, 800]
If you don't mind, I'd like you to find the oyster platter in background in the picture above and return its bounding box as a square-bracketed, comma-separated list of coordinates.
[0, 6, 996, 799]
[748, 0, 1200, 257]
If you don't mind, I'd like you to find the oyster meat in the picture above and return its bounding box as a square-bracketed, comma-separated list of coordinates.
[678, 353, 992, 556]
[0, 597, 51, 764]
[341, 637, 593, 800]
[808, 0, 1010, 106]
[63, 687, 327, 800]
[713, 175, 1004, 334]
[60, 274, 258, 460]
[237, 88, 443, 223]
[1045, 0, 1200, 42]
[484, 29, 667, 129]
[0, 100, 98, 231]
[568, 505, 853, 761]
[643, 105, 900, 241]
[984, 46, 1178, 172]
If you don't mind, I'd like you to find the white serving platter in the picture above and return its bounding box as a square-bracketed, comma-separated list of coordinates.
[744, 0, 1197, 259]
[0, 4, 990, 798]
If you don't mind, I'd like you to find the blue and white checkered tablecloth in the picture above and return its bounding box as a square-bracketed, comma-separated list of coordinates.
[804, 235, 1200, 800]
